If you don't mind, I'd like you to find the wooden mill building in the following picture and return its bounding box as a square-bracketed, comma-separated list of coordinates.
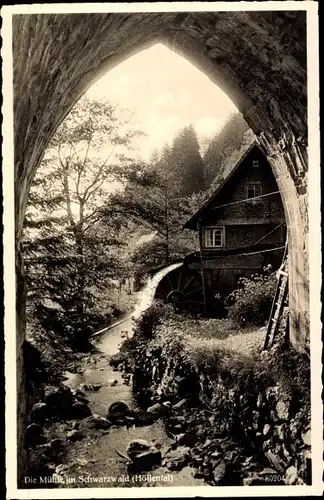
[154, 141, 287, 315]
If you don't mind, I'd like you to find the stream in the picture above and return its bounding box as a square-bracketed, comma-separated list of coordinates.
[61, 263, 203, 488]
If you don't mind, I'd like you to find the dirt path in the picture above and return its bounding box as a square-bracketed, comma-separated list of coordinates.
[59, 317, 203, 488]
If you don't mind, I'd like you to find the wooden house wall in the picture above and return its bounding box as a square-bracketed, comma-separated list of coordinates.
[200, 148, 286, 228]
[192, 148, 287, 298]
[189, 248, 285, 298]
[201, 224, 286, 255]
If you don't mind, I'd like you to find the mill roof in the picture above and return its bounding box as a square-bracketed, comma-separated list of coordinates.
[183, 139, 261, 230]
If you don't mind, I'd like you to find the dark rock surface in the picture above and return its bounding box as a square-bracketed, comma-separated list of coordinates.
[70, 401, 92, 419]
[79, 414, 111, 431]
[29, 402, 52, 425]
[106, 400, 134, 425]
[44, 386, 73, 410]
[80, 383, 102, 392]
[25, 423, 45, 448]
[127, 439, 162, 473]
[66, 430, 85, 442]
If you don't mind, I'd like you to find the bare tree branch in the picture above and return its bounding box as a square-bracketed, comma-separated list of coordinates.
[82, 144, 117, 203]
[57, 146, 76, 230]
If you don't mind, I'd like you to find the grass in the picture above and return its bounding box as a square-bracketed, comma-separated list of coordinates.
[156, 312, 265, 358]
[126, 302, 310, 411]
[183, 328, 264, 364]
[124, 303, 311, 485]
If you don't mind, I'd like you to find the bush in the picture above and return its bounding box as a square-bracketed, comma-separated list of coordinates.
[225, 272, 277, 327]
[133, 301, 175, 340]
[265, 331, 310, 407]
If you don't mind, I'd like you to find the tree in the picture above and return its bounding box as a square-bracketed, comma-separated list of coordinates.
[203, 112, 252, 186]
[106, 148, 206, 272]
[23, 96, 144, 344]
[167, 125, 206, 197]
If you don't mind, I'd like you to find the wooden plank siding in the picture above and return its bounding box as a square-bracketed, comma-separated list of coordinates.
[183, 143, 287, 300]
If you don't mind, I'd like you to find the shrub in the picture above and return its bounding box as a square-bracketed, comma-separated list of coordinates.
[225, 272, 277, 327]
[266, 331, 310, 408]
[133, 301, 175, 340]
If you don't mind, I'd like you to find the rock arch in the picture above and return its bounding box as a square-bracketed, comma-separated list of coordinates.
[11, 11, 309, 481]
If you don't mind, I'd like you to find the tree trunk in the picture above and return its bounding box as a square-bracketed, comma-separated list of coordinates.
[75, 229, 85, 321]
[61, 163, 86, 322]
[76, 199, 86, 322]
[164, 177, 170, 264]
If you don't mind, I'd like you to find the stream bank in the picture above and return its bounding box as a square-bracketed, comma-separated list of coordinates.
[23, 265, 311, 489]
[113, 303, 311, 486]
[25, 317, 203, 488]
[24, 265, 204, 489]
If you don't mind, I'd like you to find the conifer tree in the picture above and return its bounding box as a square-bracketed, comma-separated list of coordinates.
[108, 146, 206, 272]
[167, 125, 206, 196]
[203, 112, 251, 185]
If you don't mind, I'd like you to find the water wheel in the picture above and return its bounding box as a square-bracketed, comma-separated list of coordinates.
[154, 265, 206, 314]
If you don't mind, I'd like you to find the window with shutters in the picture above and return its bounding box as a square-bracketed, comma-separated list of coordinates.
[203, 227, 225, 248]
[247, 182, 262, 199]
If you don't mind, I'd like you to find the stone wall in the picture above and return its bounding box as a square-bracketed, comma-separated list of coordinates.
[123, 314, 311, 486]
[11, 11, 309, 482]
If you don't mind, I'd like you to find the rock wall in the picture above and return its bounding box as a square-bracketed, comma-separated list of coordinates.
[124, 322, 311, 486]
[11, 11, 309, 482]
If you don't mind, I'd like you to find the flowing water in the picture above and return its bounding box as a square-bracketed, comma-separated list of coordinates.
[61, 262, 203, 488]
[132, 262, 183, 320]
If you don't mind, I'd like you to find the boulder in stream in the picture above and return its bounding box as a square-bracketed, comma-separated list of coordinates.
[29, 402, 52, 425]
[127, 439, 154, 459]
[106, 401, 134, 425]
[44, 386, 73, 409]
[67, 429, 86, 442]
[79, 414, 111, 430]
[25, 423, 46, 448]
[128, 450, 162, 474]
[71, 401, 92, 419]
[71, 388, 89, 404]
[80, 383, 102, 392]
[126, 439, 162, 473]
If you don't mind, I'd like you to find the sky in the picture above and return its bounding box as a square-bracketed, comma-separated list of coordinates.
[86, 43, 237, 160]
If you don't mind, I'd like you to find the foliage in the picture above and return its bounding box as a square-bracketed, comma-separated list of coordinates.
[131, 235, 194, 273]
[133, 301, 171, 340]
[203, 112, 252, 186]
[23, 96, 144, 347]
[225, 271, 277, 328]
[264, 331, 310, 407]
[167, 125, 206, 196]
[108, 148, 204, 269]
[25, 318, 79, 382]
[126, 302, 310, 416]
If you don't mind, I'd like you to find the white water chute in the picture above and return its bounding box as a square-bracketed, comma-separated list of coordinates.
[91, 262, 183, 339]
[132, 262, 183, 320]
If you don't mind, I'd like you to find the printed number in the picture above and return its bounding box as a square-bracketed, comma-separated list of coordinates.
[264, 474, 285, 482]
